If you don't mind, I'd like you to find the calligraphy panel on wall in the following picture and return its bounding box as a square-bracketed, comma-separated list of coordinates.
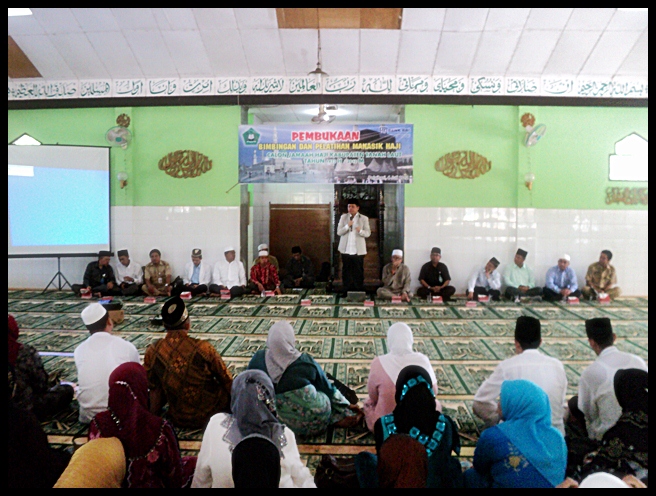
[434, 151, 491, 179]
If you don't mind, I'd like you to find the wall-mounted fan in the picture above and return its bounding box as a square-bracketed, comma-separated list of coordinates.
[311, 104, 337, 124]
[105, 126, 132, 149]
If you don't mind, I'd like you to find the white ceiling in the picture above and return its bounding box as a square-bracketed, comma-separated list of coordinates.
[8, 8, 648, 123]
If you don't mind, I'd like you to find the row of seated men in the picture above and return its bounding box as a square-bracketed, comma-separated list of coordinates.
[73, 245, 621, 305]
[71, 243, 320, 299]
[9, 297, 646, 488]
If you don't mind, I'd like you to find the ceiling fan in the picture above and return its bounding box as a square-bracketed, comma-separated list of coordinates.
[311, 104, 337, 124]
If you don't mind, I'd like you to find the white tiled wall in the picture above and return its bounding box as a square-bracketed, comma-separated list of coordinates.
[8, 206, 241, 289]
[404, 208, 648, 296]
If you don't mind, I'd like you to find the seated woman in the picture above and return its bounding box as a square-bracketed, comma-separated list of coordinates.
[464, 379, 567, 488]
[572, 368, 648, 484]
[192, 369, 315, 488]
[248, 320, 361, 437]
[89, 362, 196, 488]
[356, 365, 463, 488]
[9, 314, 74, 420]
[232, 436, 282, 488]
[362, 322, 440, 432]
[377, 434, 429, 488]
[54, 437, 126, 488]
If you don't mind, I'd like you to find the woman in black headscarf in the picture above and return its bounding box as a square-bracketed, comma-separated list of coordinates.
[232, 436, 282, 488]
[355, 365, 463, 488]
[575, 368, 648, 484]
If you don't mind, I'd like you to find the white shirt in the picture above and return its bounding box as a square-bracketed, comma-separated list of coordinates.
[73, 331, 140, 423]
[191, 412, 316, 488]
[212, 259, 247, 288]
[467, 266, 502, 292]
[184, 260, 212, 285]
[578, 346, 648, 441]
[473, 348, 568, 435]
[114, 259, 143, 285]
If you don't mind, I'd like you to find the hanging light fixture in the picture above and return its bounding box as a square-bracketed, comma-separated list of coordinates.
[308, 16, 328, 78]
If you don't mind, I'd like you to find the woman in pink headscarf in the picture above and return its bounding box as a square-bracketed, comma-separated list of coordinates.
[362, 322, 440, 432]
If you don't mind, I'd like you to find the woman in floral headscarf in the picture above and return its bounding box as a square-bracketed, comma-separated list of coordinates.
[192, 369, 315, 488]
[89, 362, 196, 488]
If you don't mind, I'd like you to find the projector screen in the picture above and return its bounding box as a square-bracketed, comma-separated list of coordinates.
[8, 144, 111, 257]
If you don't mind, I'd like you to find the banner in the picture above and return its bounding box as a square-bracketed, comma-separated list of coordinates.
[238, 124, 413, 184]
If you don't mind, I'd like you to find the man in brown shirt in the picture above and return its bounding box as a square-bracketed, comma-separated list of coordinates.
[582, 249, 621, 300]
[144, 296, 233, 429]
[141, 249, 172, 296]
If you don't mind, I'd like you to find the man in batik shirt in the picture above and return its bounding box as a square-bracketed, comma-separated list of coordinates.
[247, 250, 283, 295]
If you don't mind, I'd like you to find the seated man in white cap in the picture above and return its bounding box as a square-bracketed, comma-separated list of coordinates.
[376, 249, 412, 302]
[247, 250, 283, 295]
[72, 250, 122, 297]
[74, 303, 140, 423]
[173, 248, 212, 297]
[114, 249, 143, 296]
[467, 257, 502, 301]
[252, 243, 279, 272]
[542, 254, 581, 302]
[209, 246, 247, 298]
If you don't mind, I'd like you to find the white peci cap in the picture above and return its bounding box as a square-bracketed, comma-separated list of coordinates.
[81, 303, 107, 326]
[258, 243, 268, 251]
[391, 249, 403, 257]
[258, 250, 269, 257]
[561, 254, 571, 262]
[224, 246, 235, 253]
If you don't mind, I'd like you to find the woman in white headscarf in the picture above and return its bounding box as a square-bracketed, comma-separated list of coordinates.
[248, 321, 362, 437]
[362, 322, 440, 432]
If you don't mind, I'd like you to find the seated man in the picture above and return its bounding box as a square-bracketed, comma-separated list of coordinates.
[209, 246, 248, 298]
[173, 248, 211, 297]
[582, 250, 621, 300]
[72, 251, 122, 297]
[503, 248, 543, 301]
[141, 249, 172, 297]
[282, 246, 315, 289]
[114, 249, 143, 296]
[74, 303, 140, 423]
[247, 250, 283, 295]
[376, 249, 411, 302]
[467, 257, 502, 301]
[543, 254, 582, 302]
[416, 247, 456, 302]
[252, 243, 279, 273]
[473, 316, 568, 435]
[144, 296, 233, 429]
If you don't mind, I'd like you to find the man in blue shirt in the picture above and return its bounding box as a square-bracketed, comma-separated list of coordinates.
[542, 254, 581, 302]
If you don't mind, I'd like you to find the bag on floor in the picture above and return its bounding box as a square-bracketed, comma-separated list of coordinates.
[314, 454, 359, 488]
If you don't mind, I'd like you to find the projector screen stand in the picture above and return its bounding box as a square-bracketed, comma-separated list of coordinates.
[43, 256, 73, 292]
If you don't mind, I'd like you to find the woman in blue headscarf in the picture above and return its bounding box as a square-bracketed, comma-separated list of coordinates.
[465, 379, 567, 488]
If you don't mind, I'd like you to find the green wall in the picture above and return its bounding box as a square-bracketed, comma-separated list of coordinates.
[8, 105, 242, 207]
[9, 103, 647, 210]
[406, 104, 648, 210]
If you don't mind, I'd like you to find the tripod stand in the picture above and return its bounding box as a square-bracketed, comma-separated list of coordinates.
[43, 256, 73, 292]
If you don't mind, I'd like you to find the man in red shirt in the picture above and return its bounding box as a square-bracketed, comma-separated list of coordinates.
[247, 250, 283, 295]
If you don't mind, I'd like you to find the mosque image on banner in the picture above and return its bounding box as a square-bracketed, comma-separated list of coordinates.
[238, 124, 413, 184]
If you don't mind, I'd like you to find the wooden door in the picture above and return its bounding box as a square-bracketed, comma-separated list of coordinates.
[269, 204, 332, 279]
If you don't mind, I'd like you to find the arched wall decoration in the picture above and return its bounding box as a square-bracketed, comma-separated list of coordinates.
[605, 187, 648, 205]
[434, 151, 491, 179]
[116, 113, 130, 128]
[158, 150, 213, 179]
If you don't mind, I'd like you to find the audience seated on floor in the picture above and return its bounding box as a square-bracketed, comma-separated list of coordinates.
[542, 254, 582, 302]
[53, 437, 126, 488]
[376, 249, 412, 302]
[173, 248, 211, 297]
[377, 434, 429, 488]
[356, 365, 463, 488]
[89, 362, 197, 488]
[503, 248, 543, 301]
[113, 248, 143, 296]
[248, 320, 362, 437]
[192, 370, 315, 488]
[464, 379, 567, 488]
[362, 322, 440, 432]
[582, 249, 621, 300]
[72, 250, 122, 297]
[473, 316, 568, 435]
[209, 246, 248, 298]
[467, 257, 502, 302]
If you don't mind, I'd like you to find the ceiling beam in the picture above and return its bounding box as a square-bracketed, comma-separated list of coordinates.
[277, 8, 402, 29]
[8, 36, 42, 79]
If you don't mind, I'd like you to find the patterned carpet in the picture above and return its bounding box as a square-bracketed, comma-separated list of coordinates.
[8, 288, 648, 473]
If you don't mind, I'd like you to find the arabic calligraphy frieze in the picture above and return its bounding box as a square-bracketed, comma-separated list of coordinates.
[542, 78, 575, 96]
[147, 79, 179, 97]
[289, 77, 320, 94]
[397, 76, 430, 94]
[435, 151, 492, 179]
[182, 78, 213, 95]
[578, 79, 648, 98]
[506, 78, 539, 95]
[470, 76, 503, 95]
[433, 77, 466, 94]
[8, 80, 78, 100]
[605, 187, 648, 205]
[79, 80, 111, 98]
[324, 76, 358, 94]
[114, 79, 146, 97]
[216, 78, 248, 95]
[251, 77, 285, 95]
[361, 76, 394, 94]
[158, 150, 213, 179]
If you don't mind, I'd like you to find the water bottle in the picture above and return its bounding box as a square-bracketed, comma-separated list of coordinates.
[427, 293, 432, 302]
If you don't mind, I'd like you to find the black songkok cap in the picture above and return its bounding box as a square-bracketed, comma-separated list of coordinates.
[516, 248, 528, 258]
[348, 199, 360, 207]
[585, 317, 613, 342]
[117, 249, 129, 257]
[431, 247, 441, 255]
[161, 296, 189, 328]
[291, 246, 302, 254]
[192, 248, 202, 258]
[515, 316, 541, 343]
[489, 257, 500, 267]
[98, 250, 112, 258]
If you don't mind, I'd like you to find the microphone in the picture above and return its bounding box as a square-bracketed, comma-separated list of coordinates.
[349, 215, 354, 231]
